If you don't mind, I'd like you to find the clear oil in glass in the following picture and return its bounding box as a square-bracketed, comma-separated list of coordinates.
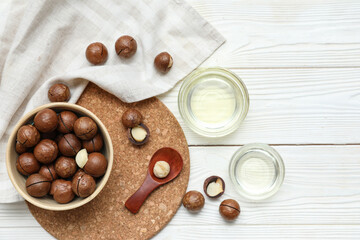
[189, 79, 236, 127]
[235, 153, 277, 195]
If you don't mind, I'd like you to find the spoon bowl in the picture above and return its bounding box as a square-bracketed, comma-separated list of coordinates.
[148, 147, 183, 184]
[125, 147, 183, 213]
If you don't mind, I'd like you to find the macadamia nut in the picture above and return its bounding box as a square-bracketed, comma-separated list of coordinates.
[33, 139, 59, 164]
[48, 83, 70, 102]
[55, 156, 77, 178]
[154, 52, 173, 73]
[34, 108, 59, 133]
[57, 111, 78, 134]
[121, 109, 143, 128]
[17, 125, 40, 148]
[182, 191, 205, 212]
[16, 153, 40, 176]
[75, 149, 88, 168]
[84, 152, 107, 177]
[131, 126, 147, 142]
[153, 161, 170, 178]
[26, 174, 51, 197]
[115, 35, 137, 58]
[58, 133, 81, 156]
[203, 176, 225, 198]
[51, 179, 74, 204]
[74, 117, 98, 140]
[86, 42, 108, 65]
[219, 199, 240, 221]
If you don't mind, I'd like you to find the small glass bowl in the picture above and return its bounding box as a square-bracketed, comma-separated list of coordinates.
[229, 143, 285, 201]
[178, 67, 249, 138]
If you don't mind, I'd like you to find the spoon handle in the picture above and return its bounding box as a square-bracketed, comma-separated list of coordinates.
[125, 174, 160, 214]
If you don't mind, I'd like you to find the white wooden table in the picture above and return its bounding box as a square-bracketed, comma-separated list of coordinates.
[1, 0, 360, 239]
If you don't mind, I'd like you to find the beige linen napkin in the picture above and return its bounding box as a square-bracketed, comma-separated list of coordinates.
[0, 0, 225, 202]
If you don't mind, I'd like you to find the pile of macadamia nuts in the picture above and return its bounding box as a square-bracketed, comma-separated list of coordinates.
[85, 35, 173, 73]
[182, 175, 241, 221]
[15, 107, 107, 204]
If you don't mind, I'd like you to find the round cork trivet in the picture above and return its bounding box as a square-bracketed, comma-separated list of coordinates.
[27, 83, 190, 240]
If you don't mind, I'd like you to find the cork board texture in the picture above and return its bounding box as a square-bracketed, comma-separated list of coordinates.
[27, 83, 190, 240]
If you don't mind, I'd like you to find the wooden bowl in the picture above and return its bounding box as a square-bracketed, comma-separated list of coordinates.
[5, 103, 113, 211]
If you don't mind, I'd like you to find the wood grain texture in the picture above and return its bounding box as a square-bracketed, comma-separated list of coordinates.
[159, 68, 360, 145]
[188, 0, 360, 68]
[1, 225, 360, 240]
[1, 145, 360, 239]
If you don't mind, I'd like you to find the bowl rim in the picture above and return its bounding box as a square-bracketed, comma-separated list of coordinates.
[6, 103, 114, 211]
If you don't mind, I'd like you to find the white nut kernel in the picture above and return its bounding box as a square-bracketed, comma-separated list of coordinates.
[131, 126, 147, 142]
[168, 56, 173, 68]
[153, 161, 170, 178]
[206, 178, 224, 197]
[76, 149, 88, 168]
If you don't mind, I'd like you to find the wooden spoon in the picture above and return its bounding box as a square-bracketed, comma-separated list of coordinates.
[125, 147, 183, 214]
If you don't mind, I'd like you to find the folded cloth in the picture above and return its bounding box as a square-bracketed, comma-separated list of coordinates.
[0, 0, 225, 203]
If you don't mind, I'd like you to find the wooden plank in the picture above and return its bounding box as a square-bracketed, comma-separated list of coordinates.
[1, 146, 360, 232]
[1, 225, 360, 240]
[187, 0, 360, 68]
[158, 225, 360, 240]
[158, 68, 360, 145]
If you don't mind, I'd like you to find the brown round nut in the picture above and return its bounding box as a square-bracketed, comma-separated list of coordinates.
[34, 108, 58, 133]
[58, 133, 81, 156]
[219, 199, 240, 221]
[182, 190, 205, 212]
[48, 83, 70, 102]
[115, 35, 137, 58]
[26, 173, 51, 197]
[154, 52, 173, 73]
[15, 141, 28, 154]
[82, 133, 103, 153]
[86, 42, 108, 65]
[16, 153, 40, 176]
[55, 156, 77, 178]
[50, 179, 74, 204]
[72, 170, 96, 198]
[57, 111, 78, 134]
[17, 125, 40, 148]
[84, 152, 107, 177]
[39, 164, 58, 181]
[121, 109, 143, 128]
[34, 139, 59, 164]
[203, 176, 225, 198]
[74, 117, 98, 141]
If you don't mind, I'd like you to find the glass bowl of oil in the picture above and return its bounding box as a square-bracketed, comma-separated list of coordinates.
[229, 143, 285, 201]
[178, 67, 249, 137]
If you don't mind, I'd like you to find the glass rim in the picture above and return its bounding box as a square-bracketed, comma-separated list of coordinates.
[229, 143, 285, 201]
[178, 67, 250, 138]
